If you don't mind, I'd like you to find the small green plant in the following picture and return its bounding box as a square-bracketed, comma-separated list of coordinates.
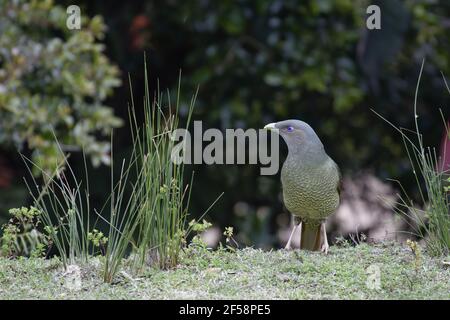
[374, 61, 450, 256]
[0, 206, 49, 257]
[31, 243, 47, 259]
[223, 226, 239, 251]
[87, 229, 108, 255]
[187, 219, 212, 250]
[1, 224, 19, 257]
[402, 239, 423, 291]
[189, 219, 212, 233]
[406, 239, 423, 272]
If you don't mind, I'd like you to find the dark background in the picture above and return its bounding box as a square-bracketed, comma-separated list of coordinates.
[1, 0, 450, 248]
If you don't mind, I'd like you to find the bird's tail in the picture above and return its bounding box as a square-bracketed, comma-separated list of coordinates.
[300, 222, 322, 251]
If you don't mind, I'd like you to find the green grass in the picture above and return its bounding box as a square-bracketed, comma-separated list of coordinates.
[129, 65, 196, 271]
[373, 60, 450, 257]
[21, 149, 93, 267]
[0, 243, 448, 299]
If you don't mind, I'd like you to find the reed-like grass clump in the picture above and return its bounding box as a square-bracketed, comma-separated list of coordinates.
[375, 60, 450, 257]
[128, 64, 196, 272]
[22, 62, 198, 282]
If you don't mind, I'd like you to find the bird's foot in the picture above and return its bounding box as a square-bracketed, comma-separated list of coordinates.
[321, 243, 329, 255]
[284, 243, 292, 250]
[320, 222, 329, 254]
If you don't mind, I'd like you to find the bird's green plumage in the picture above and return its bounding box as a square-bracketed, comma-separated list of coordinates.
[267, 119, 341, 251]
[281, 155, 340, 222]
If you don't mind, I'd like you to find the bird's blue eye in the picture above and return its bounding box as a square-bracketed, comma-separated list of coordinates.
[287, 126, 294, 132]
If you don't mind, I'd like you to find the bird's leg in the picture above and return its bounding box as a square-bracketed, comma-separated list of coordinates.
[285, 224, 298, 250]
[285, 217, 302, 250]
[320, 222, 329, 254]
[298, 221, 302, 248]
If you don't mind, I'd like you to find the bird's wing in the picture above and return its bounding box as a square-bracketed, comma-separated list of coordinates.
[337, 166, 343, 200]
[331, 159, 343, 200]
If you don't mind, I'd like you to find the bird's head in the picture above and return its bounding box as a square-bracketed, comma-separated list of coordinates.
[264, 119, 325, 157]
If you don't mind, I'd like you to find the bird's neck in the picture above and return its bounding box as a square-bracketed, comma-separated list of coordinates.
[285, 143, 328, 170]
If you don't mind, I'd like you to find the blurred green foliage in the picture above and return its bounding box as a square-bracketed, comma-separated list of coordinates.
[143, 0, 449, 166]
[0, 0, 122, 172]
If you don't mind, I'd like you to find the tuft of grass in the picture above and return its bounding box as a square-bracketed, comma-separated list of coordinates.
[102, 63, 225, 280]
[129, 63, 196, 271]
[21, 129, 145, 280]
[100, 130, 145, 283]
[21, 147, 92, 267]
[373, 60, 450, 256]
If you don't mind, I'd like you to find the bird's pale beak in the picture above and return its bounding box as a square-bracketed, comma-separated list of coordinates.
[264, 123, 277, 131]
